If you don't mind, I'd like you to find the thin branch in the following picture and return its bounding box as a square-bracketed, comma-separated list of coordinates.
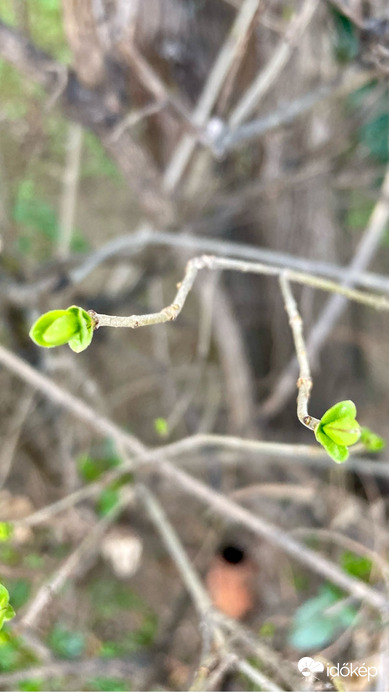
[229, 0, 320, 128]
[91, 254, 389, 332]
[6, 225, 389, 306]
[217, 66, 377, 153]
[163, 0, 263, 191]
[237, 659, 284, 692]
[0, 388, 35, 488]
[279, 273, 319, 431]
[138, 485, 214, 620]
[56, 122, 83, 259]
[0, 658, 146, 688]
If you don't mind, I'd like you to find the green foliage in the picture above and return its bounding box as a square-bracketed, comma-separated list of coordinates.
[315, 400, 361, 463]
[0, 522, 13, 542]
[0, 584, 15, 630]
[48, 625, 86, 659]
[28, 0, 69, 62]
[289, 585, 357, 650]
[360, 426, 386, 452]
[77, 447, 121, 483]
[87, 678, 131, 692]
[8, 580, 31, 610]
[18, 679, 44, 692]
[13, 179, 89, 257]
[154, 417, 169, 438]
[89, 578, 158, 652]
[29, 306, 94, 352]
[331, 9, 359, 63]
[359, 113, 389, 163]
[341, 551, 372, 582]
[0, 630, 37, 673]
[97, 486, 121, 517]
[82, 133, 122, 182]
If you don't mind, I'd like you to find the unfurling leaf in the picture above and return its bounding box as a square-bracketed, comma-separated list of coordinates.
[29, 306, 94, 353]
[360, 426, 386, 452]
[315, 400, 361, 464]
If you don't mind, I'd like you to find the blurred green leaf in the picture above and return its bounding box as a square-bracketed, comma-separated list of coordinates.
[360, 426, 386, 452]
[18, 679, 44, 692]
[8, 580, 31, 609]
[154, 417, 169, 438]
[48, 625, 85, 660]
[97, 486, 120, 517]
[341, 551, 372, 581]
[332, 9, 359, 63]
[0, 522, 13, 542]
[289, 585, 357, 650]
[0, 630, 36, 673]
[359, 113, 389, 163]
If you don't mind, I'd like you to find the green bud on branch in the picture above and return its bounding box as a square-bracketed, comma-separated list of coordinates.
[29, 306, 94, 353]
[314, 400, 361, 463]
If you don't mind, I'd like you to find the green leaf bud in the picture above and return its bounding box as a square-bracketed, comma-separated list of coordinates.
[314, 400, 360, 463]
[29, 306, 94, 353]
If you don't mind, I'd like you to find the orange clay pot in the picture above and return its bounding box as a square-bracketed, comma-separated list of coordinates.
[205, 546, 256, 620]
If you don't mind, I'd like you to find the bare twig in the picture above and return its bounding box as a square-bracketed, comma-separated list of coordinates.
[229, 0, 320, 128]
[91, 254, 389, 332]
[56, 122, 83, 259]
[0, 658, 146, 688]
[0, 389, 34, 488]
[217, 67, 377, 153]
[163, 0, 263, 191]
[237, 659, 284, 692]
[138, 485, 218, 631]
[279, 273, 319, 431]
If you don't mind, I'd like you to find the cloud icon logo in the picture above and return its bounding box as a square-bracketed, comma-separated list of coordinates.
[298, 657, 325, 677]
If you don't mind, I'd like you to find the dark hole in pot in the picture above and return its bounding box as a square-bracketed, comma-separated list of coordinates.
[220, 545, 246, 564]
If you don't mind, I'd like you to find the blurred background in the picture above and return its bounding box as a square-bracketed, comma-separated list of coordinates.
[1, 0, 389, 690]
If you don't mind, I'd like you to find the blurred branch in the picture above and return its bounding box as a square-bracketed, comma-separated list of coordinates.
[56, 122, 83, 259]
[163, 0, 264, 191]
[217, 66, 378, 153]
[229, 0, 320, 128]
[5, 225, 389, 307]
[0, 345, 388, 611]
[139, 485, 214, 620]
[0, 658, 147, 688]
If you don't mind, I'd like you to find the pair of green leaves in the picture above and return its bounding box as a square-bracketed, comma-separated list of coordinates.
[29, 306, 94, 353]
[315, 400, 385, 463]
[0, 585, 15, 630]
